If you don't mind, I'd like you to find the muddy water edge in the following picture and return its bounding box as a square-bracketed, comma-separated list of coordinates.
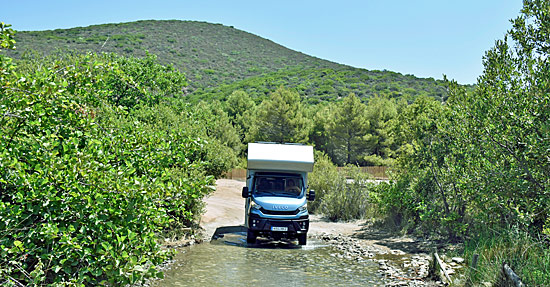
[149, 231, 442, 287]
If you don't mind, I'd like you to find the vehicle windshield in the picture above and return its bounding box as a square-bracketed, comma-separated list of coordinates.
[253, 174, 303, 197]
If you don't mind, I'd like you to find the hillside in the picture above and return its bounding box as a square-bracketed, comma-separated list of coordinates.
[6, 20, 454, 99]
[190, 67, 449, 104]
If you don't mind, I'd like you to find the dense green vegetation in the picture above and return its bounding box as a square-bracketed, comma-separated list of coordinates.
[308, 152, 379, 221]
[6, 20, 455, 101]
[189, 67, 451, 103]
[0, 27, 236, 285]
[379, 0, 549, 239]
[460, 229, 550, 286]
[374, 1, 549, 285]
[257, 1, 548, 285]
[218, 87, 402, 166]
[1, 0, 548, 285]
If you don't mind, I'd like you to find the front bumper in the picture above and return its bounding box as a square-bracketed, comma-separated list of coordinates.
[248, 213, 309, 235]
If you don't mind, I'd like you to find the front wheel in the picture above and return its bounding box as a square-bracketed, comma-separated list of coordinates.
[298, 233, 307, 245]
[247, 229, 256, 244]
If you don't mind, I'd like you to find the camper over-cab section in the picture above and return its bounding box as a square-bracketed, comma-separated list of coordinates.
[247, 143, 314, 172]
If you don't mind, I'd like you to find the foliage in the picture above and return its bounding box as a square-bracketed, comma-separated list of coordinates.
[378, 95, 470, 237]
[461, 228, 550, 286]
[0, 22, 16, 83]
[226, 90, 256, 149]
[0, 48, 224, 285]
[363, 96, 399, 165]
[443, 0, 550, 233]
[249, 86, 310, 143]
[308, 94, 402, 167]
[191, 100, 241, 166]
[0, 22, 16, 50]
[308, 151, 377, 221]
[5, 20, 345, 91]
[369, 4, 550, 285]
[320, 166, 376, 222]
[377, 0, 550, 241]
[307, 151, 340, 213]
[102, 52, 187, 108]
[306, 103, 333, 157]
[126, 100, 237, 179]
[190, 66, 453, 104]
[325, 93, 369, 165]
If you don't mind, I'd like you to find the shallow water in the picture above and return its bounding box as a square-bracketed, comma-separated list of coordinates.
[155, 232, 384, 286]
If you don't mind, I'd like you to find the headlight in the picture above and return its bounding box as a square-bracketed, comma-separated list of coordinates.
[298, 205, 308, 213]
[250, 201, 262, 211]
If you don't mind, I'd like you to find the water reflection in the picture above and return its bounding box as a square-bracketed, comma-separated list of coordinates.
[155, 232, 384, 287]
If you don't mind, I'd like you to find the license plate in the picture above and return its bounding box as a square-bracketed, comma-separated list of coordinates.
[271, 226, 288, 232]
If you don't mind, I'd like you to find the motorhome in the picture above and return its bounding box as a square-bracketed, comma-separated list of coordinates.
[242, 142, 315, 245]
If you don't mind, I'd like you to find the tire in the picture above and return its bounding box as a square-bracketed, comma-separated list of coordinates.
[298, 233, 307, 245]
[247, 229, 256, 244]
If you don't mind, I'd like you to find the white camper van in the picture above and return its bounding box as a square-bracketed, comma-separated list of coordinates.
[242, 143, 315, 245]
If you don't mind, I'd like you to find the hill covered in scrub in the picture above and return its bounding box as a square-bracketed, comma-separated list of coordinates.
[7, 20, 454, 100]
[189, 67, 449, 104]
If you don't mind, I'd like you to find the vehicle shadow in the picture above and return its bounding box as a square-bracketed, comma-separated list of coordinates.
[211, 225, 305, 249]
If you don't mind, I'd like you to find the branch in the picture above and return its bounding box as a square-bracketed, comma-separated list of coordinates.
[482, 125, 544, 191]
[502, 263, 525, 287]
[464, 107, 544, 192]
[427, 139, 450, 215]
[2, 112, 24, 119]
[99, 36, 110, 53]
[6, 276, 26, 287]
[6, 118, 24, 150]
[433, 252, 452, 284]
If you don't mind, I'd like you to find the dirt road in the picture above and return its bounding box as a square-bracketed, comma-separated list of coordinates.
[200, 179, 246, 238]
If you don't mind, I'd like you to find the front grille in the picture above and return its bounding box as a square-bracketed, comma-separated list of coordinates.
[260, 208, 299, 215]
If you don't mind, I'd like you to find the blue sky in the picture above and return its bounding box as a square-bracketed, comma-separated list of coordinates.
[3, 0, 523, 84]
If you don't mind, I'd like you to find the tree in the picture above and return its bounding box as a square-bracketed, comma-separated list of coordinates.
[104, 52, 187, 108]
[251, 86, 310, 143]
[0, 50, 217, 284]
[381, 0, 550, 238]
[308, 103, 334, 158]
[195, 100, 242, 157]
[445, 0, 550, 233]
[327, 93, 369, 165]
[226, 90, 256, 146]
[363, 96, 398, 165]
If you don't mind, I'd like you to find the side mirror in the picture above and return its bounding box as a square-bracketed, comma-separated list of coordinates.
[307, 189, 315, 201]
[242, 186, 250, 198]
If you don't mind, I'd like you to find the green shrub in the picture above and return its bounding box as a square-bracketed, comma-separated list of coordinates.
[0, 50, 219, 285]
[320, 165, 377, 221]
[308, 151, 340, 213]
[308, 151, 377, 221]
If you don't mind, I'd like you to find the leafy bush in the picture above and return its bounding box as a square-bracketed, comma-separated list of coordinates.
[308, 152, 377, 221]
[307, 151, 340, 213]
[378, 1, 549, 241]
[0, 46, 221, 285]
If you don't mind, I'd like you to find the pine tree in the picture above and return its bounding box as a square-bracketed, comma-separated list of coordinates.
[251, 86, 310, 143]
[327, 93, 369, 165]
